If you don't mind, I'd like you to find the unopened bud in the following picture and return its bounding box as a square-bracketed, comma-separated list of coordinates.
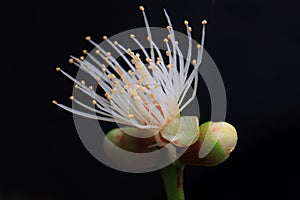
[180, 121, 237, 166]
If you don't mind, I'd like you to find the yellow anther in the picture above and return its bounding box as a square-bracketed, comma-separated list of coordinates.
[107, 74, 116, 79]
[138, 86, 146, 92]
[104, 93, 112, 100]
[202, 20, 208, 25]
[192, 59, 197, 65]
[113, 80, 118, 86]
[139, 6, 144, 11]
[145, 84, 151, 89]
[120, 88, 125, 94]
[128, 114, 134, 119]
[130, 90, 138, 97]
[111, 87, 117, 93]
[146, 58, 153, 63]
[128, 70, 134, 75]
[167, 64, 174, 68]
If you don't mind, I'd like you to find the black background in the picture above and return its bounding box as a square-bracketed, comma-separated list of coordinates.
[0, 0, 296, 199]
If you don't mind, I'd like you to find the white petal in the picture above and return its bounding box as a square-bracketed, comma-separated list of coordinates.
[161, 116, 199, 147]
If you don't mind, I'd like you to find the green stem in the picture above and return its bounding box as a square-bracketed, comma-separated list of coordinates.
[160, 161, 185, 200]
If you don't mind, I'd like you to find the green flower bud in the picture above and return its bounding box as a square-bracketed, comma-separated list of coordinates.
[180, 121, 237, 166]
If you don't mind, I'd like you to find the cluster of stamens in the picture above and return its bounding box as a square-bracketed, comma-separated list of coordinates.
[53, 6, 207, 131]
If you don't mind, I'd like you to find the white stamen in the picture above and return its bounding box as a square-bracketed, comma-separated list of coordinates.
[139, 6, 155, 60]
[54, 7, 207, 132]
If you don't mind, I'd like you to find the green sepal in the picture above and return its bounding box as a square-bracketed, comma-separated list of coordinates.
[104, 127, 156, 153]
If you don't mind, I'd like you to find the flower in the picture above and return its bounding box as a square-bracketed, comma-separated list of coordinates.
[53, 6, 208, 147]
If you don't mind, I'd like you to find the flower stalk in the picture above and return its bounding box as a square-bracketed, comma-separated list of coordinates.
[160, 161, 185, 200]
